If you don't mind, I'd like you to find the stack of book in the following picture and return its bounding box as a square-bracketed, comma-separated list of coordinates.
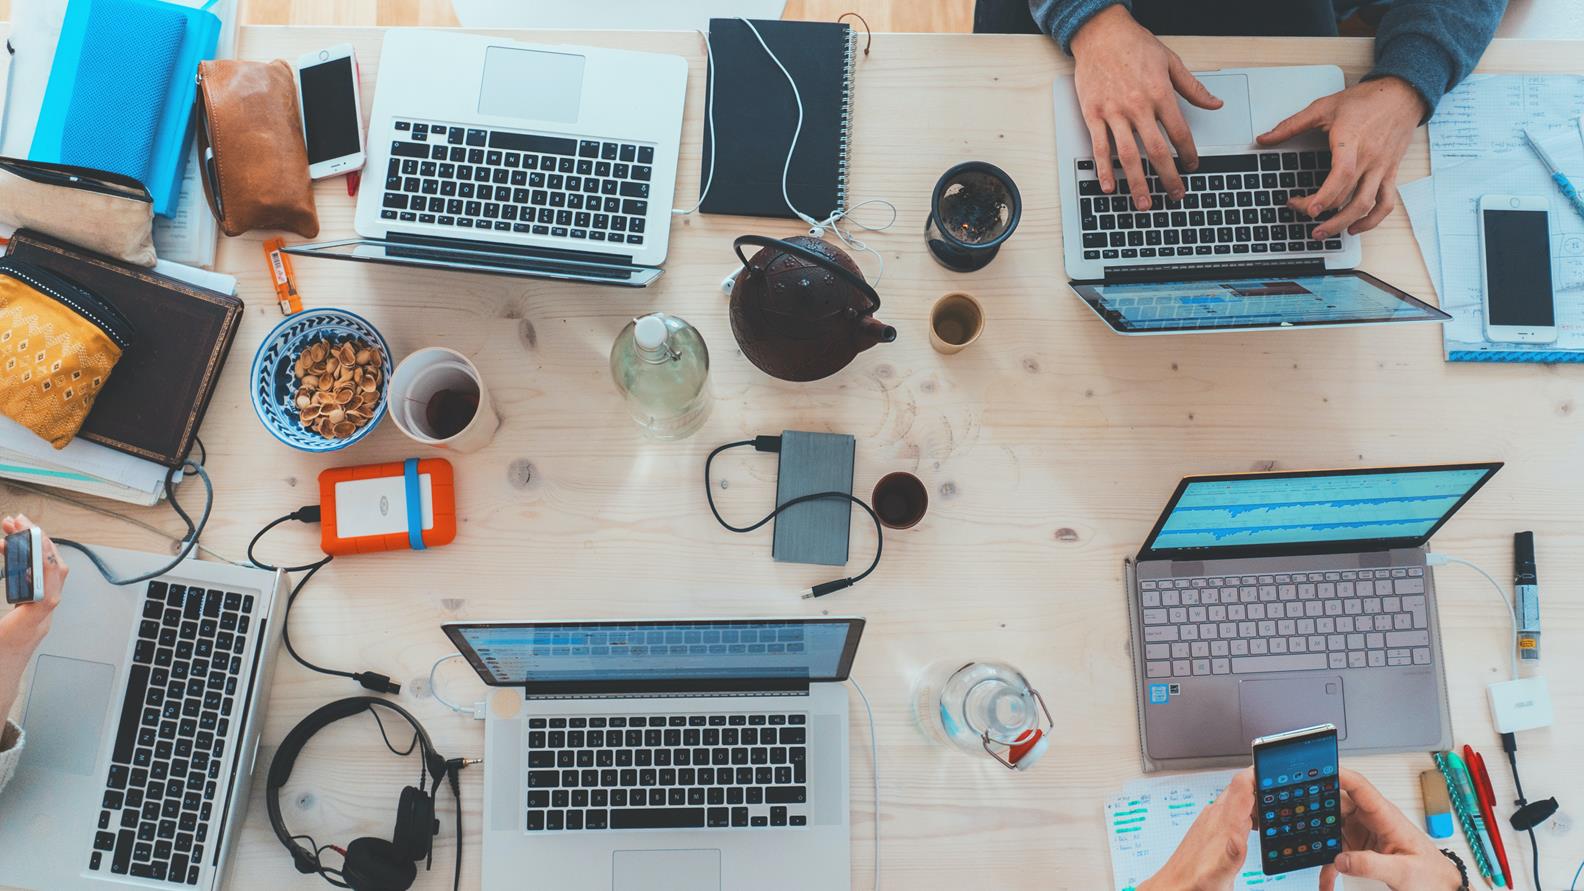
[0, 232, 243, 504]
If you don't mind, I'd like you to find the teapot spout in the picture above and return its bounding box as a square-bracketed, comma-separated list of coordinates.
[856, 316, 897, 352]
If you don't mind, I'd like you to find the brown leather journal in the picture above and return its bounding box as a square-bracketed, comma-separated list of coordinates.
[4, 230, 243, 467]
[196, 59, 319, 238]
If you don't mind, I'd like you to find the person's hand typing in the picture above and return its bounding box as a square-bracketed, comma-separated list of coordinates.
[1256, 77, 1427, 240]
[1069, 4, 1223, 211]
[1319, 769, 1463, 891]
[1139, 768, 1255, 891]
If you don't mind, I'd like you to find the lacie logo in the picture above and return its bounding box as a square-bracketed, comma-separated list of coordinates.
[379, 496, 390, 516]
[1516, 700, 1535, 709]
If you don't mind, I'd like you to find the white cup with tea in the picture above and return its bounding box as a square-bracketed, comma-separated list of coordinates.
[388, 347, 499, 452]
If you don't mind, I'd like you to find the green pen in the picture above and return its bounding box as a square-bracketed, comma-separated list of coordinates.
[1446, 751, 1507, 888]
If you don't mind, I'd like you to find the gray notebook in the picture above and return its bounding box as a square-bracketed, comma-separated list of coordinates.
[772, 430, 854, 566]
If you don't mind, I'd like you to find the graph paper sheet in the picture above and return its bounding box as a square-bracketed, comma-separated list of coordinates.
[1105, 770, 1319, 891]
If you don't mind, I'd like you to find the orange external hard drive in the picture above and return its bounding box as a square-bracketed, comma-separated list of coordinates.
[318, 458, 457, 556]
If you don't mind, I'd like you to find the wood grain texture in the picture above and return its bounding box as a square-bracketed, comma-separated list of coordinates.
[3, 26, 1582, 891]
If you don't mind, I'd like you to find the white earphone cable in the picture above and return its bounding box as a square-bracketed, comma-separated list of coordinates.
[848, 676, 881, 891]
[675, 19, 897, 286]
[672, 28, 718, 217]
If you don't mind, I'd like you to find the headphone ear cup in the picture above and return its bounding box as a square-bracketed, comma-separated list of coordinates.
[341, 837, 417, 891]
[391, 786, 436, 862]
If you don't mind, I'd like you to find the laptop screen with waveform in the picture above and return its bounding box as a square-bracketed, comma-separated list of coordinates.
[1141, 465, 1501, 558]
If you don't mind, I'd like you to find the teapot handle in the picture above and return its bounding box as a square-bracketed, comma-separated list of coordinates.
[732, 234, 881, 314]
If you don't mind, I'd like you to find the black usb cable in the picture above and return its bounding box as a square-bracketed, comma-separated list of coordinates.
[249, 506, 401, 695]
[704, 435, 882, 599]
[1502, 731, 1560, 891]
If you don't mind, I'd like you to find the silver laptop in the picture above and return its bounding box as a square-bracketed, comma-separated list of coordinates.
[443, 618, 864, 891]
[0, 544, 286, 889]
[1125, 464, 1502, 771]
[1052, 65, 1450, 334]
[286, 29, 688, 287]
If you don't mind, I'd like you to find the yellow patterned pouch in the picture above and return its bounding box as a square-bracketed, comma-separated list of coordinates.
[0, 257, 133, 448]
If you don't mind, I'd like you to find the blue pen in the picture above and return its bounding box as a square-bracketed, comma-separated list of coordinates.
[1524, 127, 1584, 225]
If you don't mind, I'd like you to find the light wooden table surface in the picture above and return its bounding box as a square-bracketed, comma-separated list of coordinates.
[6, 26, 1583, 891]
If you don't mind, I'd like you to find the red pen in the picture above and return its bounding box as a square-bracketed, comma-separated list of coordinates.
[1465, 745, 1514, 885]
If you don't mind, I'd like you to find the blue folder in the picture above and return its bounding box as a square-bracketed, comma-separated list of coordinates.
[29, 0, 220, 217]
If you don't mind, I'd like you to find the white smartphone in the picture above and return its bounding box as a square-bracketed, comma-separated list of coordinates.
[295, 44, 366, 180]
[4, 527, 44, 604]
[1478, 194, 1558, 344]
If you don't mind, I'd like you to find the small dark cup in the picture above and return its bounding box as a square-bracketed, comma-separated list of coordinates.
[872, 472, 929, 530]
[925, 161, 1022, 272]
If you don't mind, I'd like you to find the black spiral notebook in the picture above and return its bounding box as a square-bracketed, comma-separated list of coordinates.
[699, 18, 856, 221]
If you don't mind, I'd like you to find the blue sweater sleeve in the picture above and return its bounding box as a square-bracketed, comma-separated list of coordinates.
[1028, 0, 1129, 54]
[1364, 0, 1507, 118]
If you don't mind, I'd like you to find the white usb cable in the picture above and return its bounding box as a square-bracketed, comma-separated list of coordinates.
[1426, 553, 1518, 680]
[848, 676, 881, 891]
[430, 652, 487, 720]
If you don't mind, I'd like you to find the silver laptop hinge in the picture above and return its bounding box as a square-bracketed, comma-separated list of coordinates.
[526, 689, 811, 702]
[1101, 257, 1326, 283]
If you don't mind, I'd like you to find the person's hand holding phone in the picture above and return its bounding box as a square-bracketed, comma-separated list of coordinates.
[1319, 769, 1464, 891]
[1139, 768, 1256, 891]
[1, 515, 68, 721]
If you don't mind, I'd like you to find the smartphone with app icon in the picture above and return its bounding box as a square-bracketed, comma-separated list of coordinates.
[1252, 723, 1341, 875]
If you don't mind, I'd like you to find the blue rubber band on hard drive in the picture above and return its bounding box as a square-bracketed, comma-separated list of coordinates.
[404, 458, 426, 550]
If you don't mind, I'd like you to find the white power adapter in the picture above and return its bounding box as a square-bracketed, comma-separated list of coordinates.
[1488, 676, 1554, 733]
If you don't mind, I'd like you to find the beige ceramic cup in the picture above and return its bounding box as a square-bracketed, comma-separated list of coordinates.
[929, 292, 985, 354]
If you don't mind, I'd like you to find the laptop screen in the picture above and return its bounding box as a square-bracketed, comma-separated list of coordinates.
[1139, 464, 1501, 560]
[444, 619, 865, 691]
[1071, 270, 1449, 333]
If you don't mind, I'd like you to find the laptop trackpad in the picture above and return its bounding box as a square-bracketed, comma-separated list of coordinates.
[479, 46, 585, 124]
[1177, 74, 1253, 145]
[1238, 676, 1346, 745]
[21, 655, 115, 776]
[613, 849, 721, 890]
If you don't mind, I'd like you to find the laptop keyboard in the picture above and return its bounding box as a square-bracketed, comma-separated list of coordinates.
[1140, 568, 1432, 678]
[1076, 152, 1343, 261]
[383, 120, 654, 245]
[526, 712, 810, 832]
[88, 581, 256, 884]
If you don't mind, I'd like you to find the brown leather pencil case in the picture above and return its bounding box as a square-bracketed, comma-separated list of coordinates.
[195, 59, 319, 238]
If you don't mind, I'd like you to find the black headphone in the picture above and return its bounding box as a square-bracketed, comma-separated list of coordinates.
[266, 697, 455, 891]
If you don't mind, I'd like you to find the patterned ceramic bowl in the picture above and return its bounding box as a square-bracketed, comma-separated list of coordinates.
[249, 308, 392, 452]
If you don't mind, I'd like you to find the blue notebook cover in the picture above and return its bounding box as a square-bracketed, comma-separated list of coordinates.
[30, 0, 220, 217]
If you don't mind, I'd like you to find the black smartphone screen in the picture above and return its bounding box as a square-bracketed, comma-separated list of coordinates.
[1255, 726, 1341, 874]
[1483, 208, 1555, 327]
[4, 531, 35, 604]
[298, 56, 362, 164]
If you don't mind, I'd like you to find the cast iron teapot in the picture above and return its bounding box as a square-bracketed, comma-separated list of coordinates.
[728, 234, 896, 382]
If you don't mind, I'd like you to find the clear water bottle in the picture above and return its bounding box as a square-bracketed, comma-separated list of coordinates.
[610, 313, 711, 440]
[912, 660, 1051, 770]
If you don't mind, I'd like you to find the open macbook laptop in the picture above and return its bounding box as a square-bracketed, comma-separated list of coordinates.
[1053, 65, 1450, 334]
[285, 29, 688, 287]
[444, 618, 863, 891]
[0, 544, 286, 889]
[1125, 464, 1501, 771]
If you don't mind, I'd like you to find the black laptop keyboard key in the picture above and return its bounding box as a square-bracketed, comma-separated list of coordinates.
[1075, 151, 1339, 259]
[388, 121, 654, 244]
[89, 581, 256, 882]
[526, 712, 810, 833]
[610, 807, 705, 830]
